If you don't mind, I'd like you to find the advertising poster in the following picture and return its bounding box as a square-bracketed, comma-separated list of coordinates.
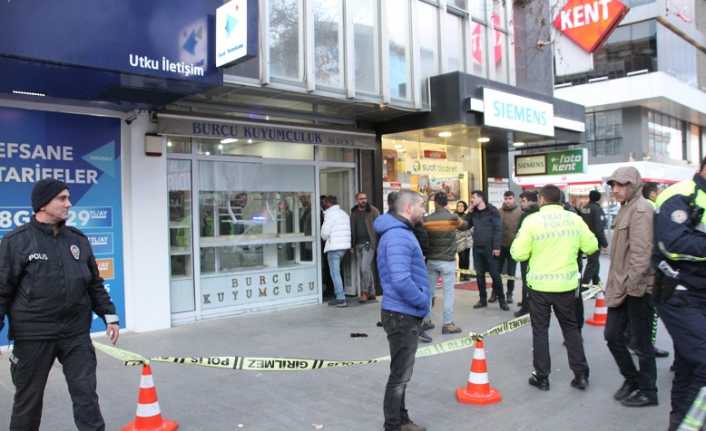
[0, 107, 124, 345]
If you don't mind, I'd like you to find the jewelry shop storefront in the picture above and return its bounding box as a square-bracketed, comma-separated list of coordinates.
[158, 114, 376, 324]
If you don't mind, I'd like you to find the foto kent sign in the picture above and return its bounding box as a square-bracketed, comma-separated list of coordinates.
[553, 0, 629, 53]
[515, 149, 586, 177]
[215, 0, 258, 67]
[483, 88, 555, 137]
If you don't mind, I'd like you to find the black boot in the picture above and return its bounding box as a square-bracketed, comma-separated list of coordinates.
[528, 372, 549, 391]
[488, 292, 497, 303]
[621, 390, 658, 407]
[514, 307, 529, 318]
[473, 300, 487, 309]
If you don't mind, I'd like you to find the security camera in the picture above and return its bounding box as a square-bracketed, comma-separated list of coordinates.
[124, 112, 138, 125]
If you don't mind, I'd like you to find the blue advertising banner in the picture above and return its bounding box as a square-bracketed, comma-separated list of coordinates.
[0, 107, 125, 345]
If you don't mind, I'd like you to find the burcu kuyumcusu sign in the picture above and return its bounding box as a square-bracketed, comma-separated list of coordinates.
[554, 0, 629, 53]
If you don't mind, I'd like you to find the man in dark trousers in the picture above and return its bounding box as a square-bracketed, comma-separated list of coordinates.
[579, 190, 608, 288]
[512, 185, 597, 392]
[0, 179, 120, 431]
[514, 190, 539, 317]
[350, 192, 380, 303]
[497, 191, 521, 304]
[375, 190, 430, 431]
[467, 190, 507, 310]
[654, 158, 706, 430]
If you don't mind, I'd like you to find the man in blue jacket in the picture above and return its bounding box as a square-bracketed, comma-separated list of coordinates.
[375, 190, 430, 431]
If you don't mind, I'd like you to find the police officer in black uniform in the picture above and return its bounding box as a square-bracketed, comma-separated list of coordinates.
[0, 179, 120, 431]
[579, 190, 608, 287]
[653, 159, 706, 431]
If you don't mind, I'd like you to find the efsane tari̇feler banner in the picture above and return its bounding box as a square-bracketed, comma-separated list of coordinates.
[0, 106, 125, 345]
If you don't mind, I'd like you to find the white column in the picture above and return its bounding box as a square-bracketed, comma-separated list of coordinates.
[123, 112, 171, 332]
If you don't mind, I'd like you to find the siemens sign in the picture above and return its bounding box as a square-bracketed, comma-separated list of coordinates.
[483, 88, 555, 137]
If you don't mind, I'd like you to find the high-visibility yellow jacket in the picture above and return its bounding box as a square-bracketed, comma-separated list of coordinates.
[511, 204, 599, 293]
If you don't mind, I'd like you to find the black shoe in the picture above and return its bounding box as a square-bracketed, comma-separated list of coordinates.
[517, 301, 524, 307]
[400, 419, 426, 431]
[570, 375, 589, 390]
[421, 320, 435, 331]
[473, 301, 487, 309]
[499, 301, 510, 311]
[654, 347, 670, 358]
[621, 390, 658, 407]
[528, 372, 549, 391]
[488, 293, 497, 303]
[419, 331, 432, 343]
[328, 299, 346, 307]
[514, 308, 529, 318]
[614, 380, 639, 401]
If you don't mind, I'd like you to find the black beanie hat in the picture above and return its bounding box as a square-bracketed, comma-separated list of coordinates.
[589, 190, 601, 203]
[32, 179, 69, 212]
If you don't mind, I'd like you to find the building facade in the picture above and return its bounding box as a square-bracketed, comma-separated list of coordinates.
[0, 0, 584, 339]
[547, 0, 706, 210]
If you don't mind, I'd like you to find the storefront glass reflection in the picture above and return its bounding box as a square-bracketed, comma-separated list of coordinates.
[381, 128, 483, 212]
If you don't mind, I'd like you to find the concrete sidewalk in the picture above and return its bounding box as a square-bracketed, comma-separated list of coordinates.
[0, 256, 674, 430]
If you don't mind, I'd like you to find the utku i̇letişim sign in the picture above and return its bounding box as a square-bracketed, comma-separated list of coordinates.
[554, 0, 629, 53]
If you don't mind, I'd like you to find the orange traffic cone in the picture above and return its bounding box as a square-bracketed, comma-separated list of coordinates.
[121, 364, 179, 431]
[456, 339, 502, 405]
[586, 291, 608, 326]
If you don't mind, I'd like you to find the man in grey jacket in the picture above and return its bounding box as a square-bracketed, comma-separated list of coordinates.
[604, 167, 658, 408]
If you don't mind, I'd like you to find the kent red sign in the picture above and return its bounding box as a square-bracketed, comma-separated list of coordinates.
[554, 0, 629, 53]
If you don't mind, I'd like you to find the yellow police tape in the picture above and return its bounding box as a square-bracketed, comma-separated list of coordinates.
[94, 283, 604, 372]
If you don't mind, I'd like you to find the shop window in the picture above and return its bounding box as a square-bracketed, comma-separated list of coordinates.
[688, 125, 700, 166]
[381, 131, 483, 213]
[556, 20, 657, 85]
[196, 138, 314, 160]
[585, 110, 623, 157]
[657, 22, 699, 88]
[491, 0, 507, 30]
[269, 0, 304, 81]
[449, 0, 467, 10]
[417, 1, 439, 107]
[318, 146, 355, 162]
[351, 0, 379, 94]
[445, 12, 464, 73]
[647, 110, 684, 161]
[168, 159, 195, 313]
[490, 16, 509, 84]
[313, 0, 344, 89]
[197, 161, 316, 310]
[470, 21, 487, 78]
[167, 137, 192, 154]
[469, 0, 486, 21]
[387, 0, 411, 100]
